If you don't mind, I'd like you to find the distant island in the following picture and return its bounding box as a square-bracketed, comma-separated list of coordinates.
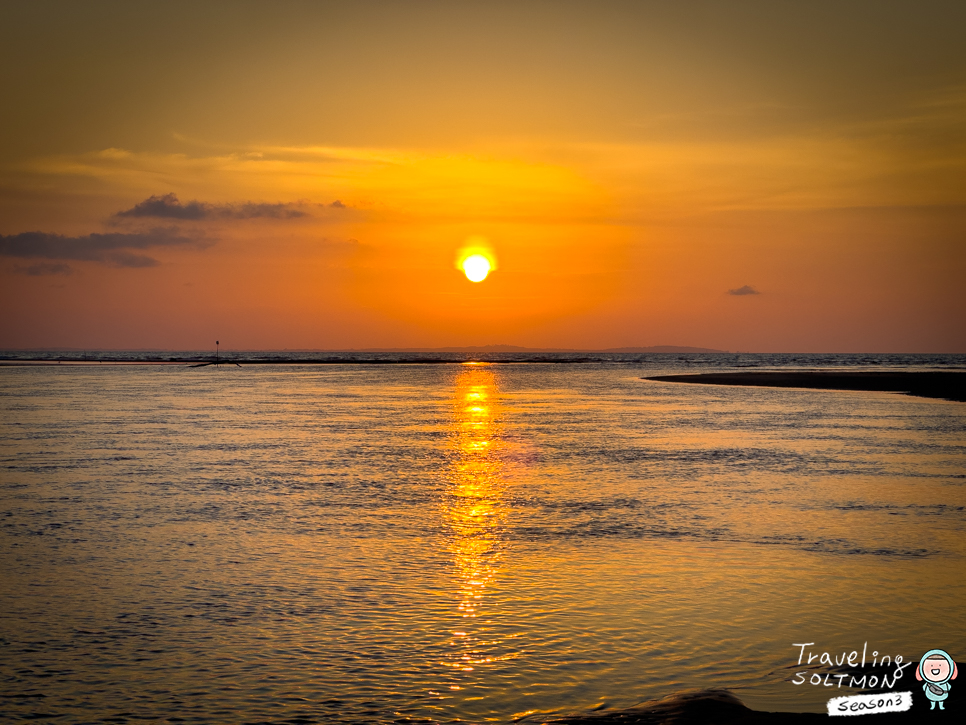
[0, 346, 730, 367]
[4, 345, 727, 354]
[356, 345, 727, 353]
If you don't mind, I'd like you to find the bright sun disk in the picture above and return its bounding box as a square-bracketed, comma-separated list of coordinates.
[462, 254, 491, 282]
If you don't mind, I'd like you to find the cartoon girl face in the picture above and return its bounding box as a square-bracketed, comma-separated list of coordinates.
[917, 650, 958, 686]
[924, 657, 952, 683]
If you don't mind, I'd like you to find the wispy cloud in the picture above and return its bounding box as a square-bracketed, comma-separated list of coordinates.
[0, 228, 202, 268]
[23, 146, 601, 224]
[15, 262, 73, 276]
[116, 193, 309, 220]
[728, 285, 760, 296]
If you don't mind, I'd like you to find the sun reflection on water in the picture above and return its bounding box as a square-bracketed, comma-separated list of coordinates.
[441, 364, 511, 679]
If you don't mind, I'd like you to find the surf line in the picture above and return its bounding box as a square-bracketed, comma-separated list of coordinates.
[790, 642, 913, 689]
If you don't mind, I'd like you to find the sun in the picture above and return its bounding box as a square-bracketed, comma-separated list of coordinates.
[462, 254, 491, 283]
[455, 237, 497, 282]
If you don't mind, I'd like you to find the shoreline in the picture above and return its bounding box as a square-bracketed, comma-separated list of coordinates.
[645, 371, 966, 402]
[0, 356, 605, 366]
[537, 688, 948, 723]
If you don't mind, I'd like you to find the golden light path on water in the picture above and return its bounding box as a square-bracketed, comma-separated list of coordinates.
[443, 364, 512, 681]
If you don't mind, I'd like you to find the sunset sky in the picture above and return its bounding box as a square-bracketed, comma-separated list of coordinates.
[1, 0, 964, 352]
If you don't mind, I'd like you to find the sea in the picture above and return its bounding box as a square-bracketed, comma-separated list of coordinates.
[1, 353, 964, 723]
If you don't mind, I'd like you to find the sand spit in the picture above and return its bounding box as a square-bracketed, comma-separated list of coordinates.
[538, 688, 950, 723]
[645, 371, 966, 402]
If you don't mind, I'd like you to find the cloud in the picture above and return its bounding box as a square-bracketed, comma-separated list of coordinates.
[115, 193, 307, 220]
[116, 194, 207, 220]
[728, 285, 760, 295]
[15, 262, 73, 276]
[329, 199, 346, 208]
[27, 146, 598, 225]
[0, 228, 202, 268]
[103, 251, 161, 268]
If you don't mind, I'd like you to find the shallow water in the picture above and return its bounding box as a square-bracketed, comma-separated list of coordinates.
[2, 357, 965, 722]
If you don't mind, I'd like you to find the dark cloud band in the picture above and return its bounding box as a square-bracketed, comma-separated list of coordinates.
[1, 228, 201, 268]
[116, 193, 308, 220]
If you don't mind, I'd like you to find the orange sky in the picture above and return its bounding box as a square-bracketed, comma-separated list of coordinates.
[1, 1, 964, 351]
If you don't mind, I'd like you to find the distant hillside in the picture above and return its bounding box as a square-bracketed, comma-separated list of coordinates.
[359, 345, 726, 353]
[4, 345, 727, 354]
[602, 346, 726, 353]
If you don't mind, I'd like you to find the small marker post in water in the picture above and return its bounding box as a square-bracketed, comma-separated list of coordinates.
[189, 340, 238, 367]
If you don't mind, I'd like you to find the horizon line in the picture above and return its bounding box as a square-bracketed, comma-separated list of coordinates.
[4, 347, 966, 355]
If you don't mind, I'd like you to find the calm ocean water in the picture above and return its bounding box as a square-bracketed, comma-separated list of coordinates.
[2, 354, 965, 723]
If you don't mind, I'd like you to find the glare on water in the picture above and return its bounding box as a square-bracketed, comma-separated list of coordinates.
[443, 366, 510, 684]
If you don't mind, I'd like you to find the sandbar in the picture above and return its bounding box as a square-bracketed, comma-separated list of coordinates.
[540, 688, 937, 723]
[645, 371, 966, 402]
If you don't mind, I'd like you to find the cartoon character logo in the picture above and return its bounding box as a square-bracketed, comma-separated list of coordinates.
[916, 649, 958, 710]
